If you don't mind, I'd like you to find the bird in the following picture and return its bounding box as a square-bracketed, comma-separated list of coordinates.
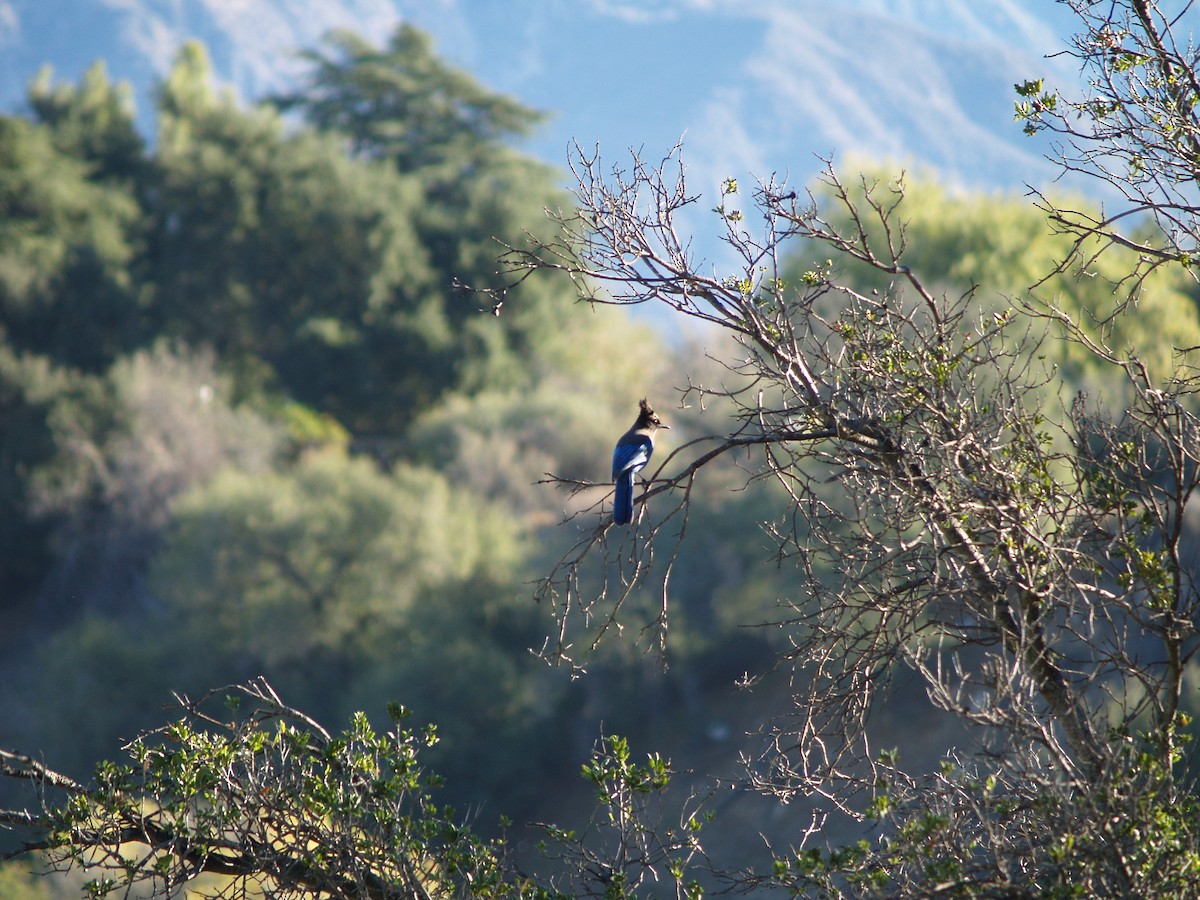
[611, 398, 669, 525]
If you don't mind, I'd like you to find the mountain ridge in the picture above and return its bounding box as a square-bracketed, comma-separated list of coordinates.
[0, 0, 1087, 266]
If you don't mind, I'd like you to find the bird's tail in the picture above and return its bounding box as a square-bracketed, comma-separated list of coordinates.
[612, 470, 635, 525]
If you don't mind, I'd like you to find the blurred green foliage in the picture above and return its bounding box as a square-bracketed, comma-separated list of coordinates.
[789, 169, 1200, 389]
[0, 24, 700, 831]
[0, 114, 142, 371]
[0, 860, 52, 900]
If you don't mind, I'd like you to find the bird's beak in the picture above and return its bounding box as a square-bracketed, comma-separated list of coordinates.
[660, 424, 671, 429]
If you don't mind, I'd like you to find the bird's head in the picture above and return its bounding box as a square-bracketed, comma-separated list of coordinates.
[638, 398, 669, 430]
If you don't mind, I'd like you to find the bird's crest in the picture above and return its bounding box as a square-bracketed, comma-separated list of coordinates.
[637, 398, 667, 429]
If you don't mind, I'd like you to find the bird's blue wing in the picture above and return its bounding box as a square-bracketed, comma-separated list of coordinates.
[612, 435, 652, 480]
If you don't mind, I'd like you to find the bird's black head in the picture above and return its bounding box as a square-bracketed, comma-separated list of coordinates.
[637, 398, 669, 430]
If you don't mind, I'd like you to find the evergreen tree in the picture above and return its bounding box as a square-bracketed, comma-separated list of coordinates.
[276, 24, 545, 172]
[0, 115, 142, 371]
[277, 25, 576, 427]
[27, 61, 145, 185]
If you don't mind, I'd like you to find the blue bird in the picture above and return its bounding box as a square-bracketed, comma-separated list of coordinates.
[611, 398, 669, 525]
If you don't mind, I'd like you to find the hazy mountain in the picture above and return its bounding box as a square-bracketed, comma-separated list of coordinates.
[0, 0, 401, 112]
[0, 0, 1084, 263]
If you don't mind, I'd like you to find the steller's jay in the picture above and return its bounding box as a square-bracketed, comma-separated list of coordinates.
[611, 398, 669, 525]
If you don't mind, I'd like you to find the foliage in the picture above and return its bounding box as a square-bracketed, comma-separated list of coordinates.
[151, 445, 523, 671]
[6, 28, 575, 435]
[766, 747, 1200, 896]
[28, 60, 145, 184]
[8, 439, 557, 807]
[147, 41, 440, 428]
[0, 860, 52, 900]
[29, 341, 283, 616]
[11, 615, 173, 782]
[535, 734, 712, 900]
[0, 681, 726, 900]
[790, 170, 1200, 387]
[2, 680, 548, 899]
[0, 115, 142, 371]
[0, 342, 74, 606]
[275, 24, 546, 173]
[273, 25, 578, 429]
[0, 21, 597, 612]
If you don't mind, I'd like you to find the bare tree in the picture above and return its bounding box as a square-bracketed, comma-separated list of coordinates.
[485, 66, 1200, 898]
[1019, 1, 1200, 296]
